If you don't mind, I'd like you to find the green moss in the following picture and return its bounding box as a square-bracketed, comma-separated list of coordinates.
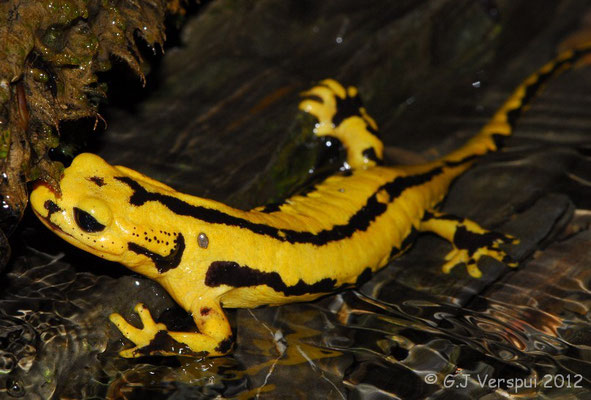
[0, 81, 9, 104]
[31, 68, 49, 83]
[45, 0, 87, 24]
[0, 0, 179, 232]
[0, 129, 10, 159]
[42, 25, 67, 52]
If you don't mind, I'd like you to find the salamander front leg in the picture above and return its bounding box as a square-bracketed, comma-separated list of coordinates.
[299, 79, 384, 168]
[110, 302, 233, 357]
[419, 210, 518, 278]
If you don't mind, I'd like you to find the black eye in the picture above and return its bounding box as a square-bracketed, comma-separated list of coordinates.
[73, 207, 105, 233]
[6, 378, 25, 397]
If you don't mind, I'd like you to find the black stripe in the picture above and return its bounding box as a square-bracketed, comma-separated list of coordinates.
[400, 226, 418, 250]
[444, 154, 478, 167]
[205, 261, 337, 296]
[506, 48, 589, 128]
[260, 202, 282, 213]
[260, 167, 354, 214]
[127, 233, 185, 273]
[208, 47, 590, 246]
[389, 226, 419, 259]
[486, 47, 591, 152]
[423, 211, 464, 223]
[115, 162, 455, 246]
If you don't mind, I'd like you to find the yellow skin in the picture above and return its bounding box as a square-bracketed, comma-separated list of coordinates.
[30, 46, 586, 357]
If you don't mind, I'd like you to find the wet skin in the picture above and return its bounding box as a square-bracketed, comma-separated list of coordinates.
[29, 45, 590, 357]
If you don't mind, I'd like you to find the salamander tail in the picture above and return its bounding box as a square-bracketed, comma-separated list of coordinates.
[443, 42, 591, 165]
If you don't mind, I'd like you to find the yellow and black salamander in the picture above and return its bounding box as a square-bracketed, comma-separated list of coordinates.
[30, 45, 590, 357]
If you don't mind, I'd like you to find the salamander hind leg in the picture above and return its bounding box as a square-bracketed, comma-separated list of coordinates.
[109, 302, 233, 357]
[299, 79, 383, 168]
[419, 210, 518, 278]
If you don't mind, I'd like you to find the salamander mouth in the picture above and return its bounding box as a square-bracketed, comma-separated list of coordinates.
[31, 205, 72, 239]
[31, 183, 80, 244]
[32, 206, 124, 258]
[30, 182, 123, 258]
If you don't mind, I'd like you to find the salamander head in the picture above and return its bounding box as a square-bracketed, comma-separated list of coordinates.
[30, 153, 184, 276]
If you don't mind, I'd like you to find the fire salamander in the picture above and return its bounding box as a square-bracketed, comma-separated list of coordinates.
[30, 45, 590, 357]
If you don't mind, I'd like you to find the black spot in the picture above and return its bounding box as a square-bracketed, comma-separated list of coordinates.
[205, 261, 337, 296]
[214, 336, 234, 354]
[128, 233, 185, 273]
[355, 267, 373, 285]
[326, 87, 381, 140]
[453, 226, 505, 256]
[362, 147, 382, 164]
[88, 176, 106, 187]
[332, 90, 363, 128]
[200, 307, 211, 316]
[135, 330, 199, 357]
[44, 200, 61, 219]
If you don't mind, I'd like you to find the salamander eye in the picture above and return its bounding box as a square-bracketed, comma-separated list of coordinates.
[74, 207, 105, 233]
[73, 197, 112, 233]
